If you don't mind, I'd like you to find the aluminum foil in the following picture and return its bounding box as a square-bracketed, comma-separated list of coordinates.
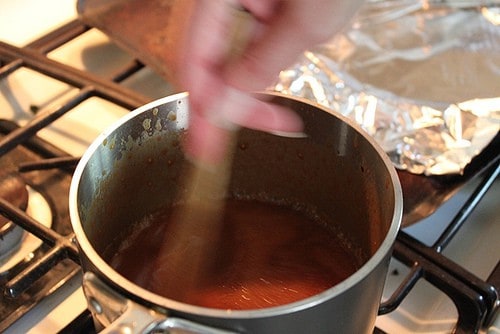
[273, 0, 500, 175]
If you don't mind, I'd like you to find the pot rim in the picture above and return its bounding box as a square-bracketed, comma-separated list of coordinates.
[69, 91, 403, 319]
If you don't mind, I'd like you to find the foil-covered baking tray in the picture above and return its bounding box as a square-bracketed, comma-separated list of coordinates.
[76, 0, 499, 226]
[274, 0, 500, 176]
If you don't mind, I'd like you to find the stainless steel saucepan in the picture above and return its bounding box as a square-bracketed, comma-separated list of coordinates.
[69, 92, 402, 333]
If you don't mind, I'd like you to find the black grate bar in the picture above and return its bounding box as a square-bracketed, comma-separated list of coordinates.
[0, 20, 88, 79]
[0, 23, 150, 156]
[485, 261, 500, 327]
[0, 198, 79, 262]
[18, 156, 80, 172]
[0, 119, 72, 159]
[58, 309, 96, 334]
[394, 231, 498, 332]
[0, 40, 149, 109]
[0, 265, 82, 333]
[378, 266, 423, 314]
[0, 59, 22, 78]
[433, 160, 500, 253]
[5, 245, 72, 298]
[0, 197, 80, 298]
[380, 161, 500, 331]
[110, 58, 145, 83]
[0, 87, 93, 156]
[0, 120, 80, 332]
[25, 19, 90, 54]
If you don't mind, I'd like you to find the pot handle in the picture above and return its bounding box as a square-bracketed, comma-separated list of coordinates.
[83, 272, 236, 334]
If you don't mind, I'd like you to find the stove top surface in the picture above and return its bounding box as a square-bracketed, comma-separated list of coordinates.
[0, 1, 498, 333]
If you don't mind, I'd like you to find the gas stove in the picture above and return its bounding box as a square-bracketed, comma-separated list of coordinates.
[0, 1, 498, 333]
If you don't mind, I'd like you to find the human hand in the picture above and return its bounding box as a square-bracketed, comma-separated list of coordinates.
[176, 0, 364, 162]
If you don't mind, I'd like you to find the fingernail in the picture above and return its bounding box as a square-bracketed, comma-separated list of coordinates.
[268, 130, 308, 138]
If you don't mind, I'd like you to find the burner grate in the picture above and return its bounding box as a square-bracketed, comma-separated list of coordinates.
[1, 19, 498, 334]
[0, 120, 80, 332]
[381, 160, 499, 333]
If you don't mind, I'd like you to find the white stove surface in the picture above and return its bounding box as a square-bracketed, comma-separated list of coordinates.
[0, 1, 498, 333]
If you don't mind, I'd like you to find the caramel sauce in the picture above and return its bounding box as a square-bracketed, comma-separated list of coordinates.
[107, 199, 361, 310]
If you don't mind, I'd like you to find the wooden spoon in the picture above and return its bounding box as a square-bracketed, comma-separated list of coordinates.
[151, 7, 252, 301]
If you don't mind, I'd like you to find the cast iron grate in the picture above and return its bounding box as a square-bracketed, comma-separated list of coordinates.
[379, 159, 499, 333]
[0, 19, 498, 334]
[0, 119, 81, 332]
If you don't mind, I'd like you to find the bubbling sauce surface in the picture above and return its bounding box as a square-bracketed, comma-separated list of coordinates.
[108, 199, 361, 310]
